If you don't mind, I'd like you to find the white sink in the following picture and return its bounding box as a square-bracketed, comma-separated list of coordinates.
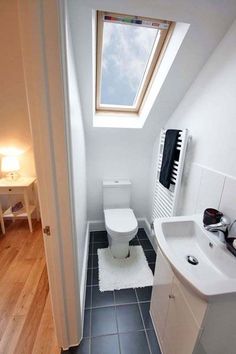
[154, 214, 236, 297]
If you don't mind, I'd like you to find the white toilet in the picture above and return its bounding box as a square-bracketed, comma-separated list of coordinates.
[103, 180, 138, 259]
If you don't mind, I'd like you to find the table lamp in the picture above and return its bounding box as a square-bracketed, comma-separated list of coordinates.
[1, 155, 20, 180]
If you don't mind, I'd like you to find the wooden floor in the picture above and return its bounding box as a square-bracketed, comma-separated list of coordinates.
[0, 220, 60, 354]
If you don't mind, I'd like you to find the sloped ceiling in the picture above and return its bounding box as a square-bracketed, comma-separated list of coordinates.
[67, 0, 236, 220]
[68, 0, 236, 136]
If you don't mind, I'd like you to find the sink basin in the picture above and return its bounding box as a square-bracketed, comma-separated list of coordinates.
[154, 214, 236, 297]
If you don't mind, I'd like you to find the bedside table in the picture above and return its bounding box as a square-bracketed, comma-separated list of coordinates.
[0, 177, 39, 234]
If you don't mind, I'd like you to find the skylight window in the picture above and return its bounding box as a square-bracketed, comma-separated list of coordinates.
[96, 12, 173, 114]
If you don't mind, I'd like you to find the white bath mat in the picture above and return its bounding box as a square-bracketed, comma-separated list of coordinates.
[97, 246, 153, 292]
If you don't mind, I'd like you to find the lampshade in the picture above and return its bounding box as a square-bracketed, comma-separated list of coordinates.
[1, 156, 20, 173]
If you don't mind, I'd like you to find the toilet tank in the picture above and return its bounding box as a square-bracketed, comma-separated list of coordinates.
[103, 179, 131, 209]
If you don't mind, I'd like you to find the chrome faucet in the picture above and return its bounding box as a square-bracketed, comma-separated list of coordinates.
[204, 216, 231, 233]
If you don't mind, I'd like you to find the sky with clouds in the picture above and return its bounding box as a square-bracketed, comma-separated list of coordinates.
[101, 22, 158, 106]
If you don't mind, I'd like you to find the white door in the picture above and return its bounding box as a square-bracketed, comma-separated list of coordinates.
[162, 277, 200, 354]
[150, 250, 174, 345]
[17, 0, 82, 349]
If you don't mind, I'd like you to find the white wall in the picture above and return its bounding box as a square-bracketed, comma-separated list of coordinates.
[68, 0, 236, 223]
[65, 17, 87, 284]
[0, 0, 35, 178]
[86, 130, 151, 220]
[162, 19, 236, 218]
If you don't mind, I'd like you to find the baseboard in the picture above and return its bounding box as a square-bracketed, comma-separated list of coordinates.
[137, 218, 151, 237]
[88, 220, 105, 232]
[3, 216, 41, 221]
[138, 217, 157, 252]
[79, 222, 90, 333]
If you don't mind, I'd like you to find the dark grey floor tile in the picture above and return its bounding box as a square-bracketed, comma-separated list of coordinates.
[85, 286, 92, 309]
[147, 330, 162, 354]
[92, 268, 99, 286]
[89, 243, 93, 255]
[70, 338, 90, 354]
[86, 269, 93, 286]
[93, 231, 108, 243]
[92, 286, 114, 308]
[93, 242, 108, 254]
[88, 254, 93, 269]
[137, 229, 148, 240]
[83, 310, 91, 338]
[132, 235, 139, 241]
[139, 302, 154, 330]
[139, 239, 153, 250]
[149, 263, 156, 274]
[144, 250, 156, 263]
[119, 331, 150, 354]
[114, 288, 137, 305]
[116, 304, 143, 332]
[91, 334, 120, 354]
[136, 287, 152, 302]
[92, 255, 98, 268]
[91, 307, 117, 337]
[129, 237, 139, 245]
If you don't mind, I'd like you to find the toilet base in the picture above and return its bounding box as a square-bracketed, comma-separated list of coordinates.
[107, 234, 130, 259]
[111, 242, 130, 259]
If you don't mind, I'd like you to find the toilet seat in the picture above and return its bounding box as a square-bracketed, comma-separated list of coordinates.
[104, 208, 138, 239]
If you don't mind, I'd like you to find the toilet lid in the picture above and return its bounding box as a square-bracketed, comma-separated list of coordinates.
[104, 208, 138, 234]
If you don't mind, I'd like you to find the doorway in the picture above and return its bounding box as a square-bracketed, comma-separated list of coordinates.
[0, 0, 81, 351]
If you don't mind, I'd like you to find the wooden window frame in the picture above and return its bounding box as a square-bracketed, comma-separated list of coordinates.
[96, 11, 175, 114]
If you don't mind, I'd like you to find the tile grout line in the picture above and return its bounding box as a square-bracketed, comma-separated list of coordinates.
[135, 288, 153, 354]
[86, 328, 150, 339]
[89, 300, 148, 310]
[114, 292, 122, 354]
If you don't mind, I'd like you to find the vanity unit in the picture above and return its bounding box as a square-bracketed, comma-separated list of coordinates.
[151, 215, 236, 354]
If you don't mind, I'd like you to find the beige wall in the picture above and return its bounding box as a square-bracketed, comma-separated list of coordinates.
[0, 0, 35, 177]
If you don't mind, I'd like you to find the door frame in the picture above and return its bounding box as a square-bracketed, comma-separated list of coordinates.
[18, 0, 82, 349]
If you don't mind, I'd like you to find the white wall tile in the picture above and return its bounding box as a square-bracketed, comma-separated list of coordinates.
[195, 168, 225, 214]
[219, 177, 236, 234]
[180, 164, 236, 227]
